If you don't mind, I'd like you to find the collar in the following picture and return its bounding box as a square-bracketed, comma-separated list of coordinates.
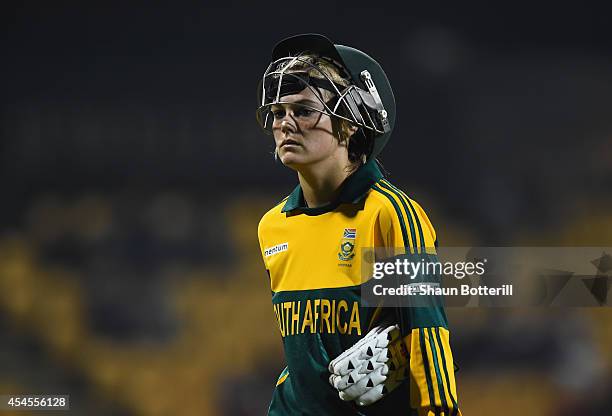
[281, 160, 384, 215]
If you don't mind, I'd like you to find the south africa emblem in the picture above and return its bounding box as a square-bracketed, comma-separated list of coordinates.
[338, 228, 357, 261]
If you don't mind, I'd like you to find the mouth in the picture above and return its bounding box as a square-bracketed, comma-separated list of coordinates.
[280, 139, 301, 148]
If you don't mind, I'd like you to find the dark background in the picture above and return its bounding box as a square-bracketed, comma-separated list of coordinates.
[1, 3, 611, 415]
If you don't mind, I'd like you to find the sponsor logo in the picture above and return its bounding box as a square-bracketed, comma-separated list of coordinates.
[264, 242, 289, 257]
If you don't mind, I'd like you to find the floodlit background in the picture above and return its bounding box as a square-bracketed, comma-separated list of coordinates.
[1, 3, 611, 415]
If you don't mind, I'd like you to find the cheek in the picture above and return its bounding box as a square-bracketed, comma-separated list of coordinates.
[307, 120, 337, 150]
[300, 135, 337, 160]
[272, 130, 284, 146]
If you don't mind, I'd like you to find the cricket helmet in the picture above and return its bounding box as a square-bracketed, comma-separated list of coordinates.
[256, 33, 396, 161]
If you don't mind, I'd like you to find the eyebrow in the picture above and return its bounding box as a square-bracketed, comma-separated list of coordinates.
[272, 99, 321, 107]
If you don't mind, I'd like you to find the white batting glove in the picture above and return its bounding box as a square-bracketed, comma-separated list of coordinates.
[328, 325, 410, 406]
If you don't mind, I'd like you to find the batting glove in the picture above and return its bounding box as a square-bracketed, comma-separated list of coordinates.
[328, 325, 410, 406]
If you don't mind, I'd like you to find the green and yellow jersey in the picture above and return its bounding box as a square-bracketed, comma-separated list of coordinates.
[258, 161, 461, 416]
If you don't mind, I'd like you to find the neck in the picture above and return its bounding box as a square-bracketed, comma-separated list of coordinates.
[296, 156, 355, 208]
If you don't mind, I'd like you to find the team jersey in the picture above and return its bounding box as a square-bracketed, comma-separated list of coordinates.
[258, 160, 461, 416]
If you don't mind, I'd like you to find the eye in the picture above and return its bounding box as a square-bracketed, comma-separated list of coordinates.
[271, 109, 285, 119]
[294, 107, 315, 118]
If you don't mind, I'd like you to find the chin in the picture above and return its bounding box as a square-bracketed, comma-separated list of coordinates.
[280, 157, 302, 170]
[279, 153, 307, 168]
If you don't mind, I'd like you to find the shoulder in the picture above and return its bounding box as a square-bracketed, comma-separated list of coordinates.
[367, 178, 437, 249]
[257, 196, 290, 238]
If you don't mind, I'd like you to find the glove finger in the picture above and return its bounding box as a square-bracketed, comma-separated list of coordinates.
[328, 326, 383, 373]
[329, 331, 374, 370]
[376, 348, 392, 364]
[331, 353, 366, 377]
[338, 388, 356, 402]
[355, 373, 404, 406]
[330, 325, 398, 369]
[374, 325, 400, 349]
[341, 365, 388, 399]
[354, 384, 385, 406]
[331, 336, 381, 376]
[334, 368, 366, 390]
[332, 325, 398, 375]
[351, 327, 396, 366]
[342, 374, 386, 400]
[358, 352, 387, 375]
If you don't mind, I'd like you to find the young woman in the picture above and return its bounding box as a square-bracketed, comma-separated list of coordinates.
[256, 34, 461, 416]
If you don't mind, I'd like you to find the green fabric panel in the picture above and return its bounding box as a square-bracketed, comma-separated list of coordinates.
[269, 285, 417, 415]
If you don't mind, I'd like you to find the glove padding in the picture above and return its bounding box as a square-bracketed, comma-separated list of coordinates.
[328, 325, 410, 406]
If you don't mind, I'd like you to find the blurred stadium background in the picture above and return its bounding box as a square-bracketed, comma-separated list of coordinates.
[1, 3, 611, 415]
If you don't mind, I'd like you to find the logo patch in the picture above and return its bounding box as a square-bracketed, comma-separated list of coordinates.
[338, 228, 357, 261]
[264, 242, 289, 257]
[338, 241, 355, 261]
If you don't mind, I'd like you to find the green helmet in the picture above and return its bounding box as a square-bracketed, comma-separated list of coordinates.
[256, 33, 396, 161]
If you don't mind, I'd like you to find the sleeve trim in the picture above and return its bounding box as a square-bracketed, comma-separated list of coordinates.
[371, 183, 411, 249]
[434, 327, 460, 415]
[381, 179, 426, 250]
[426, 328, 450, 412]
[419, 328, 438, 408]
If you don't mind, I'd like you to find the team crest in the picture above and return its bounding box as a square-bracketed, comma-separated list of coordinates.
[338, 228, 356, 261]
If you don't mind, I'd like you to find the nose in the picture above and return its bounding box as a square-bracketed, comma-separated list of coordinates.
[280, 117, 296, 135]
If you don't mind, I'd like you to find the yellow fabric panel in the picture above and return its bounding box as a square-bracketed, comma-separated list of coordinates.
[417, 408, 462, 416]
[428, 328, 463, 415]
[379, 179, 420, 250]
[259, 209, 364, 291]
[259, 190, 394, 292]
[372, 183, 415, 251]
[408, 197, 437, 249]
[436, 328, 460, 409]
[431, 332, 455, 410]
[422, 328, 443, 406]
[257, 216, 269, 271]
[368, 189, 400, 249]
[257, 181, 440, 291]
[375, 179, 440, 257]
[409, 328, 462, 414]
[409, 328, 432, 408]
[368, 188, 408, 256]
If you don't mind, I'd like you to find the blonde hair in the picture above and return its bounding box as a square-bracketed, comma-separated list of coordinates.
[277, 54, 350, 103]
